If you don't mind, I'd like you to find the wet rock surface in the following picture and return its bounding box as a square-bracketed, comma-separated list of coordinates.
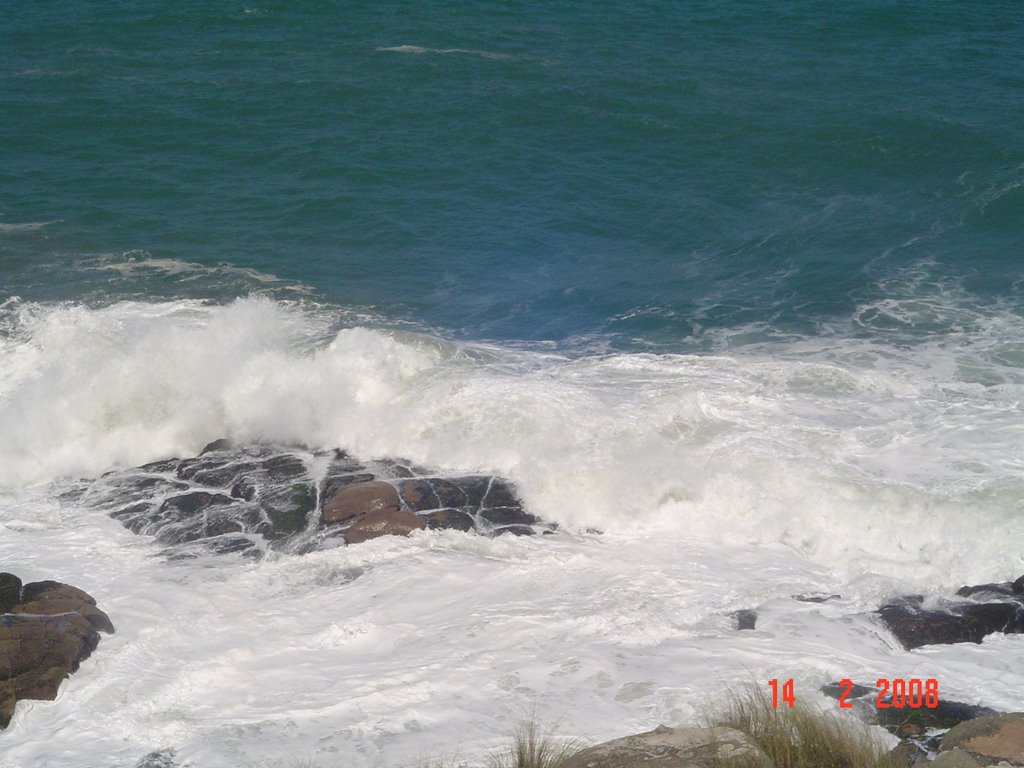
[0, 574, 114, 729]
[76, 441, 555, 558]
[879, 575, 1024, 649]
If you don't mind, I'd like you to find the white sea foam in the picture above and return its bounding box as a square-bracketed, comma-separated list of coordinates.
[1, 296, 1022, 766]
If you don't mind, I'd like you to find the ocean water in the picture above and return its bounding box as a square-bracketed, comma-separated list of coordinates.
[1, 2, 1022, 766]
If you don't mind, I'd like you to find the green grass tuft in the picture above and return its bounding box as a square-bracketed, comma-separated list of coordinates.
[710, 685, 902, 768]
[487, 719, 585, 768]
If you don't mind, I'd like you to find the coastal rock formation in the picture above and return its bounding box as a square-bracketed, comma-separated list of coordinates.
[562, 724, 772, 768]
[937, 713, 1024, 767]
[75, 441, 554, 558]
[878, 577, 1024, 650]
[0, 574, 114, 729]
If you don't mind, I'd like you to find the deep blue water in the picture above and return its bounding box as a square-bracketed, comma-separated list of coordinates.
[2, 1, 1021, 350]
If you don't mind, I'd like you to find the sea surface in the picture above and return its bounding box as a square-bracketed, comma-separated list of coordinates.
[1, 2, 1022, 766]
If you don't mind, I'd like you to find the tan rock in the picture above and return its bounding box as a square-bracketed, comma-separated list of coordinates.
[344, 509, 426, 544]
[563, 724, 772, 768]
[932, 748, 983, 768]
[941, 713, 1024, 765]
[322, 481, 400, 525]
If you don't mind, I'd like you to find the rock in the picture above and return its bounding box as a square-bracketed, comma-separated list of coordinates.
[136, 749, 179, 768]
[420, 508, 475, 532]
[878, 600, 1024, 649]
[200, 438, 234, 455]
[732, 609, 757, 630]
[889, 741, 926, 767]
[322, 481, 400, 525]
[398, 479, 441, 512]
[0, 573, 21, 613]
[11, 581, 115, 634]
[90, 444, 555, 557]
[159, 491, 236, 518]
[343, 509, 426, 544]
[932, 749, 984, 768]
[562, 724, 772, 768]
[939, 713, 1024, 766]
[0, 578, 113, 729]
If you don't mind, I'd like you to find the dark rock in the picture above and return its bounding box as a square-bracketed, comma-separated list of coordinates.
[822, 681, 875, 701]
[231, 476, 257, 501]
[879, 601, 1024, 650]
[732, 609, 757, 630]
[823, 681, 999, 733]
[1014, 575, 1024, 594]
[0, 573, 22, 613]
[260, 454, 306, 481]
[192, 462, 258, 488]
[89, 444, 555, 557]
[343, 509, 426, 544]
[398, 479, 441, 512]
[322, 481, 400, 525]
[138, 458, 181, 473]
[957, 582, 1017, 599]
[200, 438, 234, 454]
[136, 749, 179, 768]
[431, 479, 469, 508]
[420, 508, 475, 532]
[478, 506, 538, 526]
[452, 476, 491, 506]
[482, 478, 521, 508]
[0, 579, 113, 730]
[262, 483, 316, 535]
[159, 491, 236, 518]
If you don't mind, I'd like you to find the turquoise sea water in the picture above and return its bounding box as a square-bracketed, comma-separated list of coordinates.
[3, 5, 1024, 765]
[3, 1, 1021, 349]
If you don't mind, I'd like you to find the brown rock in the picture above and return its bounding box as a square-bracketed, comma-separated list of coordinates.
[343, 509, 425, 544]
[0, 579, 114, 729]
[0, 612, 100, 729]
[940, 713, 1024, 764]
[12, 599, 115, 635]
[322, 480, 400, 525]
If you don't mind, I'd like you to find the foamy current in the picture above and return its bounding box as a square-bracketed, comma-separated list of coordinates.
[1, 295, 1022, 767]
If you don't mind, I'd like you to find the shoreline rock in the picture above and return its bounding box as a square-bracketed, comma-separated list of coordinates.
[0, 573, 114, 729]
[879, 576, 1024, 650]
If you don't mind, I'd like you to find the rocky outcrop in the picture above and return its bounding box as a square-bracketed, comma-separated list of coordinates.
[73, 441, 555, 558]
[936, 713, 1024, 767]
[0, 574, 114, 729]
[879, 577, 1024, 650]
[563, 724, 772, 768]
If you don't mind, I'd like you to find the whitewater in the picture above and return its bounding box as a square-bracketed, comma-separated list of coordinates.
[1, 287, 1022, 767]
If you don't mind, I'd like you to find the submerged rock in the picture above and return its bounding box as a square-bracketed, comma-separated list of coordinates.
[0, 574, 114, 729]
[84, 441, 555, 557]
[879, 586, 1024, 650]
